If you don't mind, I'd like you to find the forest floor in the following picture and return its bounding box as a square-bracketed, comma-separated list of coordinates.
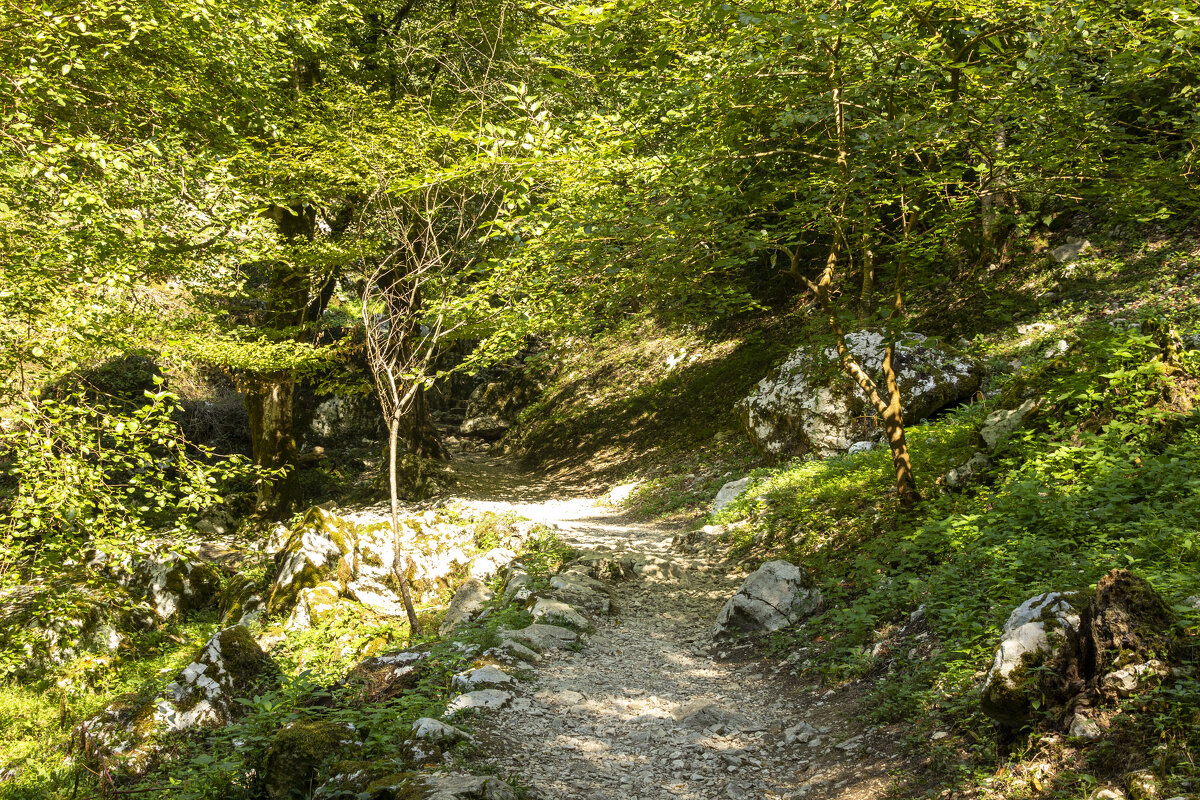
[444, 444, 919, 800]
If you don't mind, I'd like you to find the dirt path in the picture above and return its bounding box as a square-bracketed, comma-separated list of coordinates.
[446, 453, 907, 800]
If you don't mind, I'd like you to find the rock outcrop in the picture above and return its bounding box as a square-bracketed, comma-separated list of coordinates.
[981, 571, 1178, 729]
[459, 370, 539, 441]
[737, 330, 981, 462]
[266, 506, 536, 628]
[439, 578, 494, 637]
[712, 560, 821, 638]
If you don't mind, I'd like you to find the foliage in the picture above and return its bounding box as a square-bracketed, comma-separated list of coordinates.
[0, 386, 255, 583]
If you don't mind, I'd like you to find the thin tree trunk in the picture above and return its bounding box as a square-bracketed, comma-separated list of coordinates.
[388, 413, 422, 635]
[880, 343, 920, 507]
[859, 228, 875, 318]
[808, 34, 920, 510]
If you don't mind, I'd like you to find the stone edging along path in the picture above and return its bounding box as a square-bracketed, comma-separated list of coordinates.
[437, 497, 909, 800]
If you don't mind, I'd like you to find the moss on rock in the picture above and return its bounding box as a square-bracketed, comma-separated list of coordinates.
[219, 572, 265, 626]
[267, 507, 357, 617]
[263, 719, 356, 800]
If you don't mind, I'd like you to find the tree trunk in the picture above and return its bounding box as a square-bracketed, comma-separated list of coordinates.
[245, 375, 298, 517]
[388, 413, 422, 635]
[880, 342, 921, 507]
[859, 229, 875, 318]
[403, 383, 446, 460]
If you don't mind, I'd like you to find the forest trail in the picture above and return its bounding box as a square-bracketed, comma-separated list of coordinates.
[444, 447, 910, 800]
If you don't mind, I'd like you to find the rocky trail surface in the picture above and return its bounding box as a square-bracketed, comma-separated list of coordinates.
[443, 450, 910, 800]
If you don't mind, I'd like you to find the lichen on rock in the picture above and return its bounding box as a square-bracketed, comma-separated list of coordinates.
[980, 591, 1082, 728]
[267, 507, 357, 617]
[712, 560, 821, 638]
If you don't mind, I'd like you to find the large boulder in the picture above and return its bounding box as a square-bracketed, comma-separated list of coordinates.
[263, 720, 357, 800]
[712, 560, 821, 638]
[139, 554, 222, 620]
[0, 582, 154, 678]
[737, 330, 982, 461]
[267, 508, 357, 617]
[219, 572, 265, 627]
[154, 625, 276, 731]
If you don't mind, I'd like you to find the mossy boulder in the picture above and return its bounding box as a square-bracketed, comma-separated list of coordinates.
[219, 572, 265, 626]
[82, 688, 162, 778]
[155, 625, 276, 731]
[0, 581, 134, 678]
[263, 720, 357, 800]
[981, 572, 1178, 729]
[362, 773, 517, 800]
[981, 591, 1083, 728]
[737, 329, 982, 462]
[267, 507, 357, 617]
[287, 581, 348, 631]
[140, 554, 221, 620]
[343, 648, 430, 703]
[312, 761, 397, 799]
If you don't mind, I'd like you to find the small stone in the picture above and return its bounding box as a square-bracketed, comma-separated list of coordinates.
[412, 717, 472, 744]
[1068, 713, 1102, 741]
[784, 721, 817, 744]
[443, 689, 512, 717]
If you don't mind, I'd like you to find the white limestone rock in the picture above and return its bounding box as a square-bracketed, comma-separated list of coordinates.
[421, 773, 518, 800]
[451, 666, 514, 692]
[712, 477, 752, 512]
[712, 560, 821, 639]
[412, 717, 472, 744]
[979, 400, 1038, 451]
[154, 626, 274, 732]
[1102, 659, 1167, 697]
[444, 689, 513, 717]
[439, 578, 495, 637]
[980, 592, 1081, 727]
[548, 572, 612, 614]
[501, 623, 580, 653]
[469, 547, 516, 581]
[530, 598, 588, 629]
[1051, 239, 1092, 263]
[738, 330, 981, 462]
[944, 452, 992, 490]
